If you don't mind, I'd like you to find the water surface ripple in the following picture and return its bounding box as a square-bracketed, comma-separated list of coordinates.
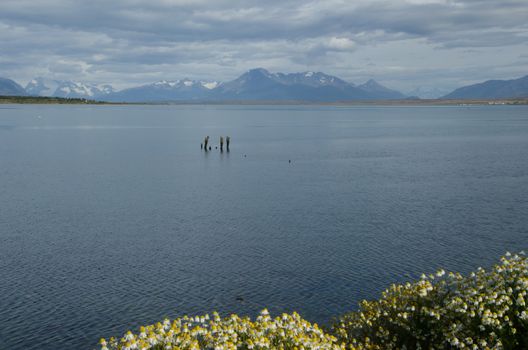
[1, 105, 528, 349]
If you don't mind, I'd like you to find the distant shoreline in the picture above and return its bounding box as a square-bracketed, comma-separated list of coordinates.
[0, 96, 110, 105]
[1, 95, 527, 105]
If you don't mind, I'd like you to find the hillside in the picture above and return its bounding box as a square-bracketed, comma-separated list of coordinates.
[443, 75, 528, 99]
[0, 78, 27, 96]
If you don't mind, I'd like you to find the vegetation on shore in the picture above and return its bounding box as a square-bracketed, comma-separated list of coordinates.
[0, 95, 107, 104]
[100, 252, 528, 350]
[1, 95, 527, 106]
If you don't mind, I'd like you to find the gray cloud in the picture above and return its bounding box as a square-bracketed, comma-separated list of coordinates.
[0, 0, 527, 91]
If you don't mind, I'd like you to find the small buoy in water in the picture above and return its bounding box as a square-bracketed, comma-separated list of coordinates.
[289, 160, 291, 163]
[209, 146, 212, 151]
[244, 154, 247, 157]
[236, 296, 244, 302]
[215, 146, 218, 149]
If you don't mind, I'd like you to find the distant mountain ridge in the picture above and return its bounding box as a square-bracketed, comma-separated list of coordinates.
[25, 77, 115, 99]
[443, 75, 528, 99]
[103, 68, 405, 102]
[106, 78, 218, 102]
[6, 69, 527, 102]
[0, 78, 27, 96]
[0, 69, 405, 102]
[357, 79, 406, 100]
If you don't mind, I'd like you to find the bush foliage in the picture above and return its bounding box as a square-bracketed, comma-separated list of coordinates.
[100, 253, 528, 350]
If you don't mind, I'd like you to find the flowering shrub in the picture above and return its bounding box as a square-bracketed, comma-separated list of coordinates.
[334, 252, 528, 349]
[99, 309, 342, 350]
[100, 253, 528, 350]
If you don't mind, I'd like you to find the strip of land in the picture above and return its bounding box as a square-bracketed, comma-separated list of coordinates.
[1, 95, 527, 105]
[0, 95, 108, 104]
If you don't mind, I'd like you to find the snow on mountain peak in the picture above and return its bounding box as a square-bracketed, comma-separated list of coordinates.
[152, 79, 221, 89]
[201, 81, 218, 89]
[61, 81, 95, 96]
[153, 80, 181, 87]
[97, 84, 116, 94]
[25, 78, 116, 98]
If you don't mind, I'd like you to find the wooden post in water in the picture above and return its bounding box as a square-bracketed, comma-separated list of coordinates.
[204, 136, 209, 152]
[220, 136, 224, 152]
[226, 136, 230, 151]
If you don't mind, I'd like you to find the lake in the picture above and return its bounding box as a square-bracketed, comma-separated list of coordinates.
[1, 104, 527, 349]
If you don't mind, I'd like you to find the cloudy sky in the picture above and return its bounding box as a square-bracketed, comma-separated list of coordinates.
[1, 0, 527, 92]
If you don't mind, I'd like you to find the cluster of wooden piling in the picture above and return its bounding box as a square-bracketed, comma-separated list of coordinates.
[201, 136, 230, 152]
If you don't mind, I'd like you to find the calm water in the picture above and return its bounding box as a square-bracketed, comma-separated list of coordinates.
[1, 104, 527, 349]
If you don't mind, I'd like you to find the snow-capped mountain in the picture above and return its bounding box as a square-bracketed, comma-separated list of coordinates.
[25, 77, 60, 96]
[216, 69, 351, 95]
[22, 69, 406, 102]
[151, 79, 219, 90]
[53, 81, 115, 99]
[102, 69, 408, 102]
[275, 71, 352, 88]
[7, 71, 528, 102]
[104, 78, 219, 102]
[211, 68, 400, 101]
[25, 77, 115, 99]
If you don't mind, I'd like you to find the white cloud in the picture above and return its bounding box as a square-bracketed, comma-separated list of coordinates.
[327, 37, 356, 51]
[0, 0, 527, 91]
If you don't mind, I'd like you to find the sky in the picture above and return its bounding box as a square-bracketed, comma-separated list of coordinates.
[1, 0, 527, 93]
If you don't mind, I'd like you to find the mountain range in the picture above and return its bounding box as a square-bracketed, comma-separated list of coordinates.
[103, 69, 406, 102]
[106, 78, 219, 102]
[25, 77, 115, 99]
[442, 75, 528, 99]
[0, 69, 405, 102]
[1, 70, 527, 102]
